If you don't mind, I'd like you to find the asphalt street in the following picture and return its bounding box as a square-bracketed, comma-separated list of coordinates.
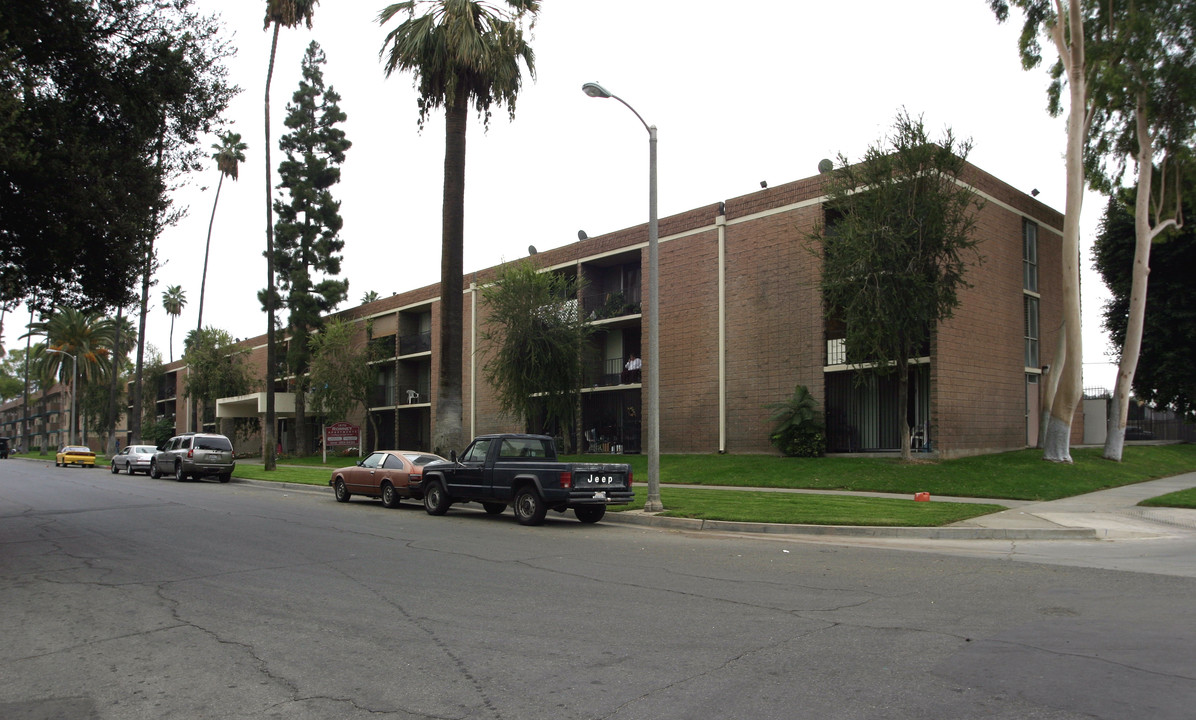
[2, 458, 1194, 719]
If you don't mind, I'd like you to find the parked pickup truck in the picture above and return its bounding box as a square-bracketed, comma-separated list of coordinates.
[419, 434, 634, 525]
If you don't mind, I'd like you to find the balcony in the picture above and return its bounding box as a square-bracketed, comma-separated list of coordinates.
[371, 382, 430, 408]
[582, 286, 641, 322]
[369, 335, 397, 360]
[399, 331, 431, 356]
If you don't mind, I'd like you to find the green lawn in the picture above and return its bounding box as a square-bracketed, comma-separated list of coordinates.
[567, 444, 1196, 501]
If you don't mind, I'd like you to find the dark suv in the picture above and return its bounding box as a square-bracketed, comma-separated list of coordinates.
[150, 433, 236, 482]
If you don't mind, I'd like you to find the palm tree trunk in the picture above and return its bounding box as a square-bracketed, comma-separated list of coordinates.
[131, 129, 166, 443]
[263, 22, 280, 470]
[432, 85, 468, 456]
[197, 172, 224, 333]
[105, 304, 124, 456]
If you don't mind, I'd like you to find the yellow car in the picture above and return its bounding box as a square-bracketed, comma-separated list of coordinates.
[56, 445, 96, 468]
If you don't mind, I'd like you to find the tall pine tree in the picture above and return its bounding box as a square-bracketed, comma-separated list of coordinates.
[273, 41, 350, 455]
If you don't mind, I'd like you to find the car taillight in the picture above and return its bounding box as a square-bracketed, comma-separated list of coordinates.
[560, 471, 572, 488]
[231, 451, 236, 459]
[187, 448, 193, 458]
[627, 470, 632, 487]
[410, 472, 421, 482]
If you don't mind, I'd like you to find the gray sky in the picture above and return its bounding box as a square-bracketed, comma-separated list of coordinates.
[43, 1, 1131, 388]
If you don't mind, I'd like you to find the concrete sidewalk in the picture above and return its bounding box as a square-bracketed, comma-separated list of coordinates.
[605, 473, 1196, 541]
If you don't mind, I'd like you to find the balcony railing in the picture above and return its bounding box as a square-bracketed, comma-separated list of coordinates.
[371, 383, 431, 408]
[581, 286, 641, 321]
[399, 331, 431, 356]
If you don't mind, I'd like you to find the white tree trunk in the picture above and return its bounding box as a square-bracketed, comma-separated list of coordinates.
[1103, 93, 1178, 461]
[1042, 0, 1089, 464]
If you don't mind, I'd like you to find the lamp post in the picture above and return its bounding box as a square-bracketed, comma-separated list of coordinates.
[46, 348, 78, 447]
[582, 81, 662, 512]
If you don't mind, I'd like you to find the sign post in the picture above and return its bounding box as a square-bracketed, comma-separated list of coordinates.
[323, 422, 361, 464]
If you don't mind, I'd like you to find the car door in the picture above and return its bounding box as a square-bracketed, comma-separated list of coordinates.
[347, 452, 386, 494]
[451, 439, 492, 498]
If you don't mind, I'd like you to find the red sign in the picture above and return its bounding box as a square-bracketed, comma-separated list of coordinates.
[325, 422, 360, 447]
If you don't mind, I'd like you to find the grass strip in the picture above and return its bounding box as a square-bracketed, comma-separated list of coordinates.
[612, 487, 1005, 526]
[1139, 487, 1196, 510]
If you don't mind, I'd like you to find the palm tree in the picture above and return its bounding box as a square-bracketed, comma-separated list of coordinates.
[198, 132, 247, 332]
[162, 285, 186, 363]
[24, 307, 119, 445]
[264, 0, 320, 471]
[361, 290, 380, 305]
[378, 0, 539, 454]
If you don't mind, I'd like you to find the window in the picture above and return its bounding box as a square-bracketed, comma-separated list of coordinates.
[1023, 220, 1038, 293]
[463, 439, 491, 463]
[1024, 295, 1039, 368]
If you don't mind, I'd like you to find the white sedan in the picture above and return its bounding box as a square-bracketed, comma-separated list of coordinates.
[110, 445, 159, 475]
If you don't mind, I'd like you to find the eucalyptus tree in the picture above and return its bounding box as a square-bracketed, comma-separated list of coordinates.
[479, 260, 591, 450]
[273, 40, 351, 455]
[162, 285, 187, 363]
[263, 0, 320, 470]
[1095, 191, 1196, 423]
[378, 0, 539, 455]
[990, 0, 1099, 461]
[198, 131, 248, 332]
[815, 111, 984, 461]
[1077, 0, 1195, 460]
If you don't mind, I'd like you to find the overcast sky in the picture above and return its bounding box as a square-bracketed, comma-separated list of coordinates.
[28, 0, 1127, 388]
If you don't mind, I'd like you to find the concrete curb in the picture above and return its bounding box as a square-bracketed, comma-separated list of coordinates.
[603, 510, 1099, 540]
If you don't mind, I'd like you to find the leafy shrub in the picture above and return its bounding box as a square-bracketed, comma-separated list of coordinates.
[765, 385, 826, 457]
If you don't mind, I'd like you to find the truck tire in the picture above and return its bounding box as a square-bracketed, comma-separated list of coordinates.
[574, 506, 606, 524]
[424, 480, 450, 516]
[150, 460, 161, 479]
[513, 487, 547, 526]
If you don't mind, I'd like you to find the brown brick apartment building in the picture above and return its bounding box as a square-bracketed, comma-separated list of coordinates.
[38, 161, 1064, 459]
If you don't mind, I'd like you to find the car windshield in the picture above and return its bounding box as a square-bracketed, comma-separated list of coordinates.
[193, 436, 232, 451]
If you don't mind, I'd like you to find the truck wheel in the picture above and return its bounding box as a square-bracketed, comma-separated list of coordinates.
[174, 462, 187, 482]
[149, 460, 161, 479]
[424, 480, 450, 516]
[482, 502, 506, 515]
[575, 506, 606, 524]
[381, 482, 400, 508]
[513, 487, 547, 526]
[333, 479, 351, 503]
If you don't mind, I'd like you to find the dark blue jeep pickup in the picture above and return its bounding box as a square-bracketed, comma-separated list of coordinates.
[419, 434, 634, 525]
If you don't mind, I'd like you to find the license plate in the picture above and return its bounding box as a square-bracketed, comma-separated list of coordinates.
[593, 491, 607, 500]
[207, 453, 221, 461]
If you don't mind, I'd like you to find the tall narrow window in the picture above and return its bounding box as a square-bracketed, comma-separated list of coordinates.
[1023, 220, 1038, 293]
[1024, 295, 1039, 368]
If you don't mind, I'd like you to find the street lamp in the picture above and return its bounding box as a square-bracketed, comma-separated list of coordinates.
[582, 81, 662, 513]
[46, 348, 78, 447]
